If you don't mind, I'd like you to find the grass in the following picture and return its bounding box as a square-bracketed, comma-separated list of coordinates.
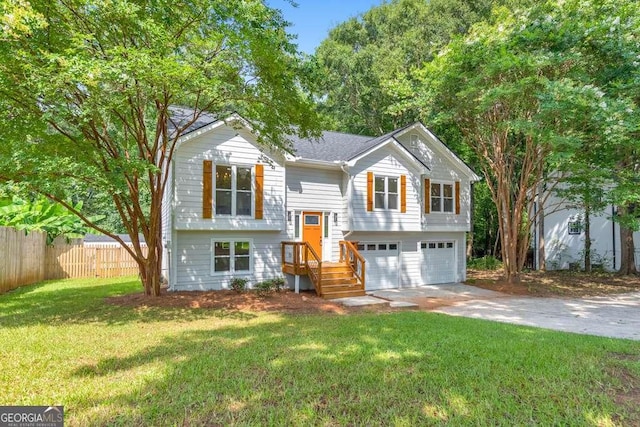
[1, 277, 639, 425]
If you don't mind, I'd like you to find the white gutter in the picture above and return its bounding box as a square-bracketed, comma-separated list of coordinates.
[285, 157, 343, 170]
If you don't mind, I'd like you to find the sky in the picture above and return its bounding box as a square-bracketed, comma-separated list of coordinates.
[267, 0, 385, 54]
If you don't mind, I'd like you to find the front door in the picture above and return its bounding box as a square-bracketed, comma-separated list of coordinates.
[303, 212, 322, 257]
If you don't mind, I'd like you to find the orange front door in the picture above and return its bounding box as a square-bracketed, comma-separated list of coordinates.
[303, 212, 323, 257]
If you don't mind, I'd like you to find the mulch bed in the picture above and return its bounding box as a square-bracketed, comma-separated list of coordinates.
[107, 270, 640, 312]
[466, 269, 640, 298]
[107, 288, 357, 315]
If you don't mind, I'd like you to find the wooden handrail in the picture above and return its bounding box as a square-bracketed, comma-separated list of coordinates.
[304, 243, 322, 295]
[281, 241, 322, 294]
[339, 240, 366, 290]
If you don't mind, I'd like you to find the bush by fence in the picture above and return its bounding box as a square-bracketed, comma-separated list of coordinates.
[0, 227, 146, 294]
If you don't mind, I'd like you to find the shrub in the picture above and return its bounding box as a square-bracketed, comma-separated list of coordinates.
[468, 256, 503, 271]
[255, 277, 286, 297]
[272, 277, 285, 292]
[229, 277, 248, 293]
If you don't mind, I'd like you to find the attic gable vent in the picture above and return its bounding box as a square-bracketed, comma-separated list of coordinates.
[410, 134, 420, 149]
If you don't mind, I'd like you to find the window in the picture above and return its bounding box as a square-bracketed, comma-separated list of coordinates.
[294, 214, 300, 238]
[431, 182, 454, 213]
[215, 165, 252, 216]
[305, 215, 320, 225]
[374, 176, 399, 210]
[568, 220, 582, 235]
[324, 214, 329, 238]
[212, 239, 252, 274]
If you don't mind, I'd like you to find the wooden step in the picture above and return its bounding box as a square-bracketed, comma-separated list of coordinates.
[321, 266, 352, 274]
[320, 277, 357, 287]
[322, 282, 361, 293]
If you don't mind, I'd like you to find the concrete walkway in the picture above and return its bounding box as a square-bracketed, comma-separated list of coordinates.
[367, 284, 640, 341]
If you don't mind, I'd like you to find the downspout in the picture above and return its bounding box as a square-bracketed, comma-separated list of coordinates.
[533, 200, 537, 270]
[612, 205, 616, 270]
[340, 162, 354, 240]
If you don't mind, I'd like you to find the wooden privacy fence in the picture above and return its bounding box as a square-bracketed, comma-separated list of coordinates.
[0, 227, 47, 294]
[1, 226, 148, 294]
[45, 242, 147, 280]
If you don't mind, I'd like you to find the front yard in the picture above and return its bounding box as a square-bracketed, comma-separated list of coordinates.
[1, 276, 639, 425]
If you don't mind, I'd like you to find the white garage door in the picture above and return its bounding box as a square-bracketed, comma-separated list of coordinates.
[422, 241, 457, 284]
[357, 242, 399, 290]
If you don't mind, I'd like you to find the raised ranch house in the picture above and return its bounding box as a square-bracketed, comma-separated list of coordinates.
[162, 109, 480, 298]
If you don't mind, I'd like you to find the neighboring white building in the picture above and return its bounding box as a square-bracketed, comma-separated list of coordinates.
[161, 109, 481, 296]
[533, 193, 640, 271]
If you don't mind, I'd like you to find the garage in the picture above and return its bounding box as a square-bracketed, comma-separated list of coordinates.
[356, 242, 400, 290]
[422, 241, 457, 284]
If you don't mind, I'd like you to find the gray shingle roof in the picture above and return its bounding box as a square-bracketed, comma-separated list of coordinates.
[287, 131, 374, 162]
[168, 106, 218, 138]
[173, 107, 421, 164]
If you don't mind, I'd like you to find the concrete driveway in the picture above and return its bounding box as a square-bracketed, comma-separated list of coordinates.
[371, 284, 640, 341]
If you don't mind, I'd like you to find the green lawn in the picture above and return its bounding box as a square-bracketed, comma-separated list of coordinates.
[1, 277, 639, 426]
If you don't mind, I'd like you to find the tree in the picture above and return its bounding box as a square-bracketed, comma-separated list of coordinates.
[406, 0, 640, 281]
[312, 0, 521, 136]
[0, 193, 99, 243]
[0, 0, 319, 296]
[533, 0, 640, 274]
[411, 8, 572, 282]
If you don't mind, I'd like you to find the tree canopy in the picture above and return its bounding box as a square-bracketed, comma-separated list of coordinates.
[405, 0, 640, 279]
[312, 0, 524, 136]
[0, 0, 320, 295]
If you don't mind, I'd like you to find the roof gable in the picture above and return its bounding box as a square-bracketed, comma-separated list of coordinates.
[168, 108, 478, 180]
[394, 123, 481, 181]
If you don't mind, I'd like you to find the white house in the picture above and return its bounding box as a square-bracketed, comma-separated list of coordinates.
[534, 193, 640, 271]
[161, 109, 481, 297]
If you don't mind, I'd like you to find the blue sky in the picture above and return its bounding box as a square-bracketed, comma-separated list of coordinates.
[268, 0, 385, 54]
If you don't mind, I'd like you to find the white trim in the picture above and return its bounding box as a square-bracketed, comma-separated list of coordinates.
[210, 238, 254, 276]
[212, 164, 255, 218]
[285, 158, 343, 170]
[347, 138, 429, 174]
[373, 174, 400, 211]
[428, 180, 455, 214]
[399, 123, 481, 182]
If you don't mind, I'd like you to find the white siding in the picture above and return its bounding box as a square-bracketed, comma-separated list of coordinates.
[174, 230, 286, 290]
[350, 145, 423, 232]
[173, 125, 285, 231]
[540, 193, 640, 271]
[285, 165, 345, 261]
[161, 161, 173, 279]
[395, 132, 472, 232]
[348, 231, 466, 288]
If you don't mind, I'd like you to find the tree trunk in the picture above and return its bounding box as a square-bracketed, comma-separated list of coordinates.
[537, 201, 546, 271]
[584, 207, 591, 272]
[619, 224, 637, 275]
[140, 243, 162, 296]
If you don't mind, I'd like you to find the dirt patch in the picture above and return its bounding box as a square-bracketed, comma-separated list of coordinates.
[107, 270, 640, 313]
[106, 288, 355, 315]
[466, 270, 640, 298]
